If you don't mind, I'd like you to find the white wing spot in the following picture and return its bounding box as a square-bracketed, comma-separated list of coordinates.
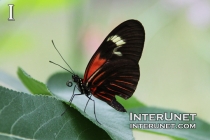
[107, 35, 126, 56]
[113, 47, 122, 56]
[112, 37, 121, 43]
[116, 40, 126, 46]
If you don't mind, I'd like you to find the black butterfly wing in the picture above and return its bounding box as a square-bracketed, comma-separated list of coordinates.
[83, 19, 145, 112]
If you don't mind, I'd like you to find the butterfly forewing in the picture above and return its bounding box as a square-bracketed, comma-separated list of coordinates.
[83, 20, 145, 112]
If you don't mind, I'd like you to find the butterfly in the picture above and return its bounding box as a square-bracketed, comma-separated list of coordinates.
[50, 19, 145, 124]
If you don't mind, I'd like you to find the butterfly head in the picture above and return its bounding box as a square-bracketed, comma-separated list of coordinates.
[66, 75, 81, 87]
[72, 74, 80, 83]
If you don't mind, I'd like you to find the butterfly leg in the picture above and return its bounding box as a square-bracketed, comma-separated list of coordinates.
[69, 85, 83, 106]
[61, 85, 83, 116]
[86, 95, 101, 125]
[84, 95, 92, 113]
[69, 85, 77, 106]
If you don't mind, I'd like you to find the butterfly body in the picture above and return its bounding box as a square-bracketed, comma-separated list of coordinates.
[71, 74, 90, 97]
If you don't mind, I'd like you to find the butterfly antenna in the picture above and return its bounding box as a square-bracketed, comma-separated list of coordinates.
[49, 61, 73, 74]
[51, 40, 75, 74]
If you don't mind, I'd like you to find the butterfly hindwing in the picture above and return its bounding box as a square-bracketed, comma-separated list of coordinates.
[88, 60, 140, 112]
[83, 19, 145, 112]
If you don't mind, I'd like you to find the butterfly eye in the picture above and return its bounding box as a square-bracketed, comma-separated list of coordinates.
[66, 80, 73, 87]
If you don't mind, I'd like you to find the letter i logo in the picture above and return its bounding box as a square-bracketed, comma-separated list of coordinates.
[8, 4, 15, 21]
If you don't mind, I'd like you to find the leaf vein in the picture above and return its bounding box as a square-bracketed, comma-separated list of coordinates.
[0, 132, 35, 140]
[55, 118, 74, 139]
[10, 103, 46, 134]
[33, 115, 61, 138]
[76, 128, 89, 140]
[0, 94, 19, 115]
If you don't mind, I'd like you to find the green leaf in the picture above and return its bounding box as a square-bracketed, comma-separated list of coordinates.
[116, 96, 146, 110]
[47, 72, 134, 140]
[0, 86, 111, 140]
[17, 67, 52, 96]
[129, 107, 210, 140]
